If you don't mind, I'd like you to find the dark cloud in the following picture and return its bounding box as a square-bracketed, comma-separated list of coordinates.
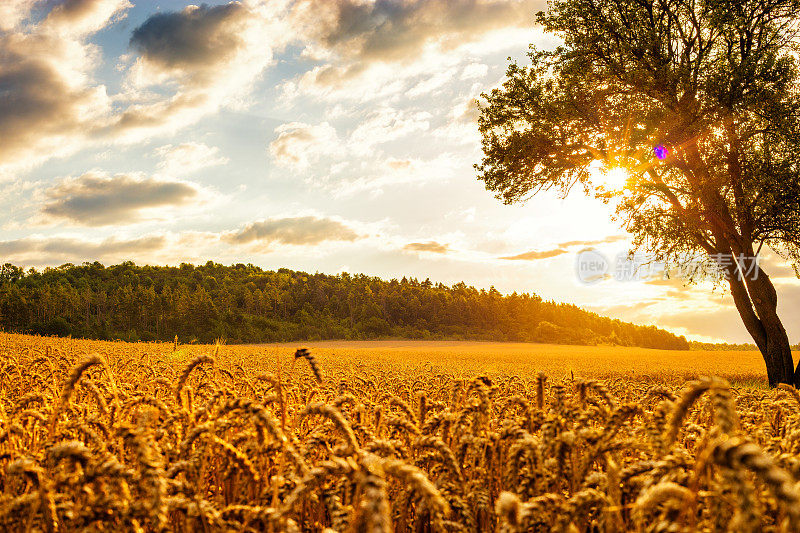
[41, 173, 200, 226]
[46, 0, 100, 20]
[0, 235, 166, 264]
[225, 216, 360, 246]
[404, 241, 449, 254]
[129, 3, 247, 70]
[0, 38, 100, 164]
[0, 0, 128, 169]
[501, 248, 568, 261]
[115, 2, 273, 136]
[44, 0, 129, 32]
[294, 0, 543, 63]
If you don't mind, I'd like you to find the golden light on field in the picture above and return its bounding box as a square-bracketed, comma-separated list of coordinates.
[2, 332, 800, 531]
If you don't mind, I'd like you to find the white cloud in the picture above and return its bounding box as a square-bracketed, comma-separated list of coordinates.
[43, 0, 132, 37]
[349, 107, 432, 154]
[461, 62, 489, 80]
[0, 0, 36, 32]
[431, 87, 484, 144]
[406, 67, 460, 97]
[269, 122, 342, 169]
[156, 142, 229, 176]
[327, 153, 461, 196]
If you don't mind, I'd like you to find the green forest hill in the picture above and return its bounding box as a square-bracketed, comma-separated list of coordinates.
[0, 261, 691, 349]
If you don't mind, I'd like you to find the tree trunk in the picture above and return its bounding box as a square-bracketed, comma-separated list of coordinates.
[751, 294, 794, 387]
[727, 262, 795, 387]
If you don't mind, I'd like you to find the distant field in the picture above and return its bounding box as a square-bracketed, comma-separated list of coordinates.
[258, 339, 796, 385]
[2, 333, 790, 385]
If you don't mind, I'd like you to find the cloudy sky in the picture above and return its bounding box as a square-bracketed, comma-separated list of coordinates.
[2, 0, 799, 343]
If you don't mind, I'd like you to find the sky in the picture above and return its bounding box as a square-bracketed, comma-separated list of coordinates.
[1, 0, 799, 344]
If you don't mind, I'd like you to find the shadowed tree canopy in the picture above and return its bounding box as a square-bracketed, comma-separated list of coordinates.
[476, 0, 800, 386]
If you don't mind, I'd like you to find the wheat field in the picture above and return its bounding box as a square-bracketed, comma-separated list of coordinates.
[257, 340, 793, 386]
[1, 333, 800, 532]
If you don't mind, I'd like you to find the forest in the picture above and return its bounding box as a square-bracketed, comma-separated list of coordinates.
[0, 261, 690, 349]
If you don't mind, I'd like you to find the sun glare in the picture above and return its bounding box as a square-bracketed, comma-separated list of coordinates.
[594, 166, 630, 190]
[607, 167, 630, 188]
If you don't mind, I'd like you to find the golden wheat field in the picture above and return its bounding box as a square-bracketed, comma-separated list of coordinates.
[3, 333, 800, 532]
[258, 340, 799, 386]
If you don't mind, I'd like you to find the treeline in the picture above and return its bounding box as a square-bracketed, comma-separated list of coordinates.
[690, 341, 758, 351]
[690, 341, 800, 351]
[0, 262, 690, 349]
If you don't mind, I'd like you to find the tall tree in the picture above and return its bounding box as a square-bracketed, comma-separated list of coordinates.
[476, 0, 800, 385]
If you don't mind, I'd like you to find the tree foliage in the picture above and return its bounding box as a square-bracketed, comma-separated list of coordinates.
[478, 0, 800, 264]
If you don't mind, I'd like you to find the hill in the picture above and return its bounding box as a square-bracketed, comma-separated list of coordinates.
[0, 261, 689, 349]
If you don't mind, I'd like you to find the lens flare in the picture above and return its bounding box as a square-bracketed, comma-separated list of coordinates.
[654, 145, 668, 160]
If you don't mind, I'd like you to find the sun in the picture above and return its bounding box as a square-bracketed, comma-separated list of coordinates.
[588, 161, 631, 190]
[597, 166, 630, 190]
